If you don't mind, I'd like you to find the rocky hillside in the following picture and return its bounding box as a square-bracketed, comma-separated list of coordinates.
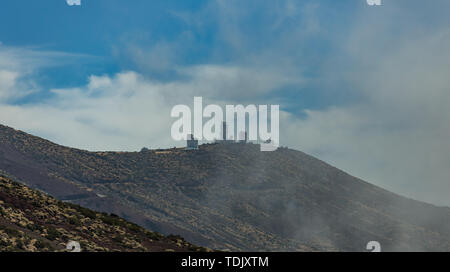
[0, 124, 449, 251]
[0, 175, 205, 252]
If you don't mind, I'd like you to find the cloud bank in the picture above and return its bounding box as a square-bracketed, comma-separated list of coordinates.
[66, 0, 81, 6]
[1, 0, 450, 206]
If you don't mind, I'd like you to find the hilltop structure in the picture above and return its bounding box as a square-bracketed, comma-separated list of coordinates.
[214, 121, 249, 144]
[186, 134, 198, 150]
[0, 124, 450, 251]
[238, 131, 248, 143]
[216, 121, 237, 144]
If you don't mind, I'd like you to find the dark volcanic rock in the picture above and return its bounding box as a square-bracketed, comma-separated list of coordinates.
[0, 176, 206, 252]
[0, 124, 449, 251]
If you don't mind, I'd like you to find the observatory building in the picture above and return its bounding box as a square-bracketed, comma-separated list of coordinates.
[216, 121, 248, 144]
[217, 121, 234, 143]
[238, 131, 248, 143]
[186, 134, 198, 150]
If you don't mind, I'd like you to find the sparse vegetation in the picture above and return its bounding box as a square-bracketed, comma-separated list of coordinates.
[45, 227, 60, 241]
[0, 124, 449, 251]
[0, 176, 206, 252]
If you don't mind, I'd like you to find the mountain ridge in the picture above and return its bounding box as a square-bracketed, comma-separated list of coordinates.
[0, 175, 207, 252]
[0, 124, 449, 251]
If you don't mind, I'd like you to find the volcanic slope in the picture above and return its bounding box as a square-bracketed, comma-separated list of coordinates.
[0, 124, 449, 251]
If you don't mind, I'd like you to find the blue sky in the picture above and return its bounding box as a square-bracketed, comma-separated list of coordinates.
[1, 0, 450, 206]
[0, 0, 208, 87]
[0, 0, 358, 107]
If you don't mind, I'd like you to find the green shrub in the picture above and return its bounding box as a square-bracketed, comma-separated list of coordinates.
[0, 226, 21, 237]
[34, 240, 53, 250]
[126, 223, 141, 233]
[100, 215, 125, 227]
[27, 224, 43, 232]
[46, 227, 60, 241]
[145, 231, 162, 241]
[67, 203, 97, 219]
[68, 216, 81, 226]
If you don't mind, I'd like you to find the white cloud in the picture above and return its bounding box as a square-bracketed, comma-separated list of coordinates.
[280, 0, 450, 206]
[0, 70, 19, 100]
[0, 47, 89, 103]
[173, 65, 303, 101]
[66, 0, 81, 6]
[1, 0, 450, 207]
[0, 71, 173, 151]
[0, 62, 297, 151]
